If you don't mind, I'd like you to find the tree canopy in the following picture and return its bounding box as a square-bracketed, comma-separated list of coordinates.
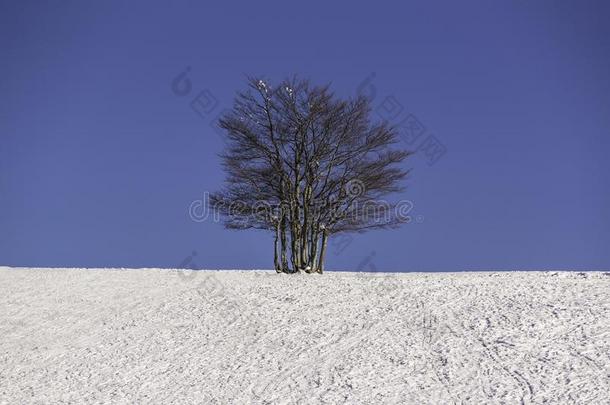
[211, 77, 412, 273]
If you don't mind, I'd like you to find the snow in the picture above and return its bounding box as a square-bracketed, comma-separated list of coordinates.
[0, 267, 608, 403]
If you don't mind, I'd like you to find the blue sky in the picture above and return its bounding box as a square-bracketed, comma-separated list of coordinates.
[1, 1, 609, 271]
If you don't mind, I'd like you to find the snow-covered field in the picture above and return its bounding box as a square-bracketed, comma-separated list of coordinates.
[0, 267, 608, 404]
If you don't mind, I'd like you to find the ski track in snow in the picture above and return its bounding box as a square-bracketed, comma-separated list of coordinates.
[0, 267, 609, 404]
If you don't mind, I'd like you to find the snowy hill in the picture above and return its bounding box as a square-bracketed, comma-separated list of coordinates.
[1, 267, 608, 403]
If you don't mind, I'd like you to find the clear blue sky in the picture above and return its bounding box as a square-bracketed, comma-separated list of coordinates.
[1, 1, 609, 271]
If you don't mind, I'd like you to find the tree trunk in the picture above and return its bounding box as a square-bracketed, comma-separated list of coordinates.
[301, 185, 312, 269]
[274, 219, 281, 273]
[280, 214, 289, 272]
[317, 230, 329, 274]
[300, 216, 308, 269]
[289, 198, 301, 272]
[290, 230, 300, 271]
[308, 226, 319, 271]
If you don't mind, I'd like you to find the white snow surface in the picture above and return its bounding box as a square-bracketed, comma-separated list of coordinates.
[1, 267, 609, 404]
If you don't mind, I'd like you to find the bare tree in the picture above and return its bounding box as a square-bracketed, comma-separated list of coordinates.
[211, 77, 411, 273]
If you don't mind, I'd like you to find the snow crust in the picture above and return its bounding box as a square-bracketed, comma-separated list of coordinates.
[1, 267, 608, 403]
